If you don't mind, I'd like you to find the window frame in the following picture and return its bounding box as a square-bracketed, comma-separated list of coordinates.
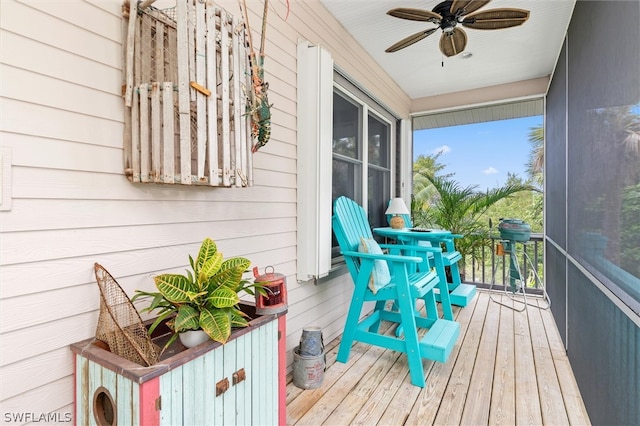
[329, 73, 398, 265]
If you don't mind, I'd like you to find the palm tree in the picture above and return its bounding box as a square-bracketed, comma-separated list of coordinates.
[586, 105, 640, 264]
[413, 174, 533, 275]
[526, 125, 544, 186]
[525, 124, 544, 218]
[412, 154, 449, 207]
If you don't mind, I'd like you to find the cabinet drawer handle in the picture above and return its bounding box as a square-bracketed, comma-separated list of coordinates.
[216, 378, 229, 396]
[232, 368, 246, 385]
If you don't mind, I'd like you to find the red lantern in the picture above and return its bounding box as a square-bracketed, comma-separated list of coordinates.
[253, 266, 288, 315]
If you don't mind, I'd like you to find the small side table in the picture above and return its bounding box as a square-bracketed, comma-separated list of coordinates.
[373, 227, 476, 307]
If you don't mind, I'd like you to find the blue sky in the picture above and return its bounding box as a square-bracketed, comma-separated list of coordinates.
[413, 116, 543, 191]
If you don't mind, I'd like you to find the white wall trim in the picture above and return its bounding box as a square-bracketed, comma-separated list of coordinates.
[400, 118, 412, 202]
[296, 40, 333, 283]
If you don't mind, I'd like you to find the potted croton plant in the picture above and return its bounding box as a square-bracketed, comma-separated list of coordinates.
[133, 237, 264, 349]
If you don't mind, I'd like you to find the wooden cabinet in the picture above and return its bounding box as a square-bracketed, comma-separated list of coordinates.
[71, 307, 285, 425]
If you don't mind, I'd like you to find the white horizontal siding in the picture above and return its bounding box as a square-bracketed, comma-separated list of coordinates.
[1, 246, 296, 300]
[1, 64, 122, 119]
[1, 30, 121, 93]
[285, 274, 353, 345]
[1, 284, 100, 334]
[5, 134, 123, 172]
[1, 311, 97, 367]
[0, 347, 73, 401]
[8, 171, 297, 203]
[0, 0, 410, 418]
[2, 226, 296, 271]
[5, 161, 295, 200]
[1, 376, 75, 416]
[2, 99, 123, 147]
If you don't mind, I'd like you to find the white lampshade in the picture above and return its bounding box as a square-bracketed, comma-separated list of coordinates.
[385, 198, 410, 216]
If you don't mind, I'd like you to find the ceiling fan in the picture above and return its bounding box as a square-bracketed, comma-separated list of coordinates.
[385, 0, 530, 57]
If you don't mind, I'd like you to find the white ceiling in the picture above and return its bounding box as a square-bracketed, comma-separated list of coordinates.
[320, 0, 576, 101]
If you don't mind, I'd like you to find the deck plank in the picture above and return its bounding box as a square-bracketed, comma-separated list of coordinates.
[514, 295, 543, 425]
[404, 294, 479, 425]
[288, 321, 394, 425]
[538, 299, 591, 425]
[296, 344, 387, 425]
[287, 336, 370, 423]
[349, 351, 410, 425]
[433, 292, 489, 425]
[375, 362, 423, 426]
[286, 290, 590, 426]
[460, 292, 501, 425]
[372, 303, 438, 426]
[489, 294, 516, 426]
[528, 298, 570, 425]
[323, 349, 401, 425]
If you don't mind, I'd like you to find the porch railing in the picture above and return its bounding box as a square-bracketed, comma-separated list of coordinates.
[464, 233, 544, 291]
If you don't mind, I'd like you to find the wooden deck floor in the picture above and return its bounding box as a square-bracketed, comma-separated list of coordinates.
[286, 290, 590, 425]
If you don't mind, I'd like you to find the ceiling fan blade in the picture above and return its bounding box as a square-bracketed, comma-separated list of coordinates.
[439, 27, 468, 57]
[462, 8, 530, 30]
[386, 28, 438, 53]
[387, 8, 442, 23]
[450, 0, 491, 17]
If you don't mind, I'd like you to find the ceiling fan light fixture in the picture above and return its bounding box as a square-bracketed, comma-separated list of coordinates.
[385, 1, 530, 56]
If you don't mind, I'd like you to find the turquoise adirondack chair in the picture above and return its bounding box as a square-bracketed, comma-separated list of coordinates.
[385, 210, 476, 307]
[332, 196, 460, 388]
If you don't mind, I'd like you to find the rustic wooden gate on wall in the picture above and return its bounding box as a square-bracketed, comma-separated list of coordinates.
[122, 0, 253, 187]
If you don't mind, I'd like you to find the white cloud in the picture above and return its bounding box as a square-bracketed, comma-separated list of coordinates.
[483, 167, 498, 175]
[433, 145, 451, 155]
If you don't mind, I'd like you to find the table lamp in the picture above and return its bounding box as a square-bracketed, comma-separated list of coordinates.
[385, 198, 410, 229]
